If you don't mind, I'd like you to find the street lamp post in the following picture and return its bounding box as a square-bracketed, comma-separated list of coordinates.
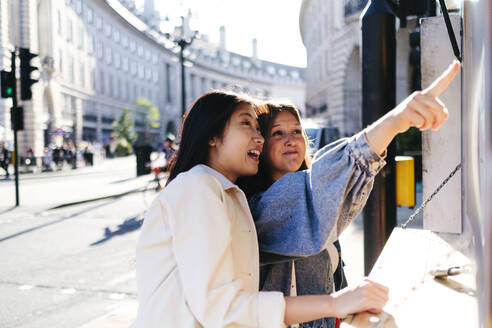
[177, 39, 192, 117]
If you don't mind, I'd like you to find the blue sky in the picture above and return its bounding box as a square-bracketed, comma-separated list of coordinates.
[135, 0, 307, 67]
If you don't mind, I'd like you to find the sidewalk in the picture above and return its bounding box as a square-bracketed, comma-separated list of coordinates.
[0, 155, 151, 216]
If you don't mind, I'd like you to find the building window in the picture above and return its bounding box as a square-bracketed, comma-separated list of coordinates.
[130, 40, 136, 52]
[124, 81, 129, 101]
[138, 63, 144, 79]
[96, 15, 102, 30]
[325, 50, 330, 74]
[91, 68, 96, 90]
[105, 23, 111, 37]
[122, 35, 128, 48]
[80, 61, 85, 87]
[137, 45, 143, 57]
[131, 61, 137, 76]
[66, 18, 73, 42]
[114, 29, 120, 43]
[145, 67, 151, 81]
[87, 35, 94, 54]
[116, 78, 121, 99]
[152, 70, 158, 83]
[200, 77, 206, 93]
[86, 7, 93, 23]
[105, 46, 112, 65]
[59, 49, 63, 74]
[57, 10, 62, 35]
[115, 52, 121, 68]
[99, 70, 106, 94]
[108, 74, 114, 97]
[152, 53, 158, 64]
[69, 55, 74, 82]
[96, 40, 103, 59]
[75, 0, 82, 14]
[122, 56, 128, 72]
[78, 25, 84, 49]
[145, 49, 151, 60]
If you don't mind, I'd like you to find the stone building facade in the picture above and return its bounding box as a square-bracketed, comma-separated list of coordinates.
[0, 0, 305, 162]
[299, 0, 413, 136]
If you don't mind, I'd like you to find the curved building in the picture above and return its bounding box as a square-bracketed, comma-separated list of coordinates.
[300, 0, 414, 136]
[299, 0, 366, 136]
[0, 0, 305, 163]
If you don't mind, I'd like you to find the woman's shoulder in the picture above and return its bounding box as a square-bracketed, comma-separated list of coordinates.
[163, 165, 223, 198]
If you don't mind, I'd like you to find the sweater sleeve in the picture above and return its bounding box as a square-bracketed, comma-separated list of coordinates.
[250, 132, 386, 256]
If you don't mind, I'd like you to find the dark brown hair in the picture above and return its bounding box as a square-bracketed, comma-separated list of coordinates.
[167, 90, 255, 185]
[237, 100, 311, 196]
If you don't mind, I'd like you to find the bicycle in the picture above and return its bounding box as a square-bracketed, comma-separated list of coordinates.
[143, 166, 167, 207]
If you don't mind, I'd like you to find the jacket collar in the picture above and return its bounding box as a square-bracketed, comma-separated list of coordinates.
[194, 164, 238, 191]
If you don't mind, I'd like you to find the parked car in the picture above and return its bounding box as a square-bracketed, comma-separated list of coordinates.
[303, 122, 340, 153]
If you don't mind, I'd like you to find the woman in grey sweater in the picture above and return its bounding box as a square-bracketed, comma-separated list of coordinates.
[238, 60, 460, 328]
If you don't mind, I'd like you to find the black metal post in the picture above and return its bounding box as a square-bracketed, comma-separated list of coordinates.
[11, 50, 20, 206]
[362, 0, 397, 275]
[179, 43, 186, 117]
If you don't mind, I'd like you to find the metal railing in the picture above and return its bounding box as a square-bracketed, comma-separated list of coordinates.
[345, 0, 369, 17]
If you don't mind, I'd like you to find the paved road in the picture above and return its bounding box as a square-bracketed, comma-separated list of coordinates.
[0, 157, 150, 327]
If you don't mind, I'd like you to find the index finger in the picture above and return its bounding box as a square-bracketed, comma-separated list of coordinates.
[423, 60, 461, 97]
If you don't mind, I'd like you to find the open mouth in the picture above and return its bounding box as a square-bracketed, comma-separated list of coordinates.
[247, 149, 260, 161]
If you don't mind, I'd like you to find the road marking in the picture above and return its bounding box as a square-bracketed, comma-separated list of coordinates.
[19, 285, 34, 290]
[109, 293, 126, 300]
[61, 288, 77, 294]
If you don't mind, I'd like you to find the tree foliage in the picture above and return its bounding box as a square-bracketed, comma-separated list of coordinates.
[136, 97, 160, 129]
[112, 108, 137, 156]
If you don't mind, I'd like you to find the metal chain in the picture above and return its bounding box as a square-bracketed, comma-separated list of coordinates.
[401, 163, 461, 229]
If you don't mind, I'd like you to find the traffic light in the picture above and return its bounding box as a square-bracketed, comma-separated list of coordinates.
[1, 70, 14, 98]
[10, 106, 24, 131]
[19, 48, 38, 100]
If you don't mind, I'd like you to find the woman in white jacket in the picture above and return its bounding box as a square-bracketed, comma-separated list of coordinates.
[132, 90, 389, 327]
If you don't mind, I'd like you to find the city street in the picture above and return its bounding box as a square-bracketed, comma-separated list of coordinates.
[0, 156, 149, 327]
[0, 154, 423, 327]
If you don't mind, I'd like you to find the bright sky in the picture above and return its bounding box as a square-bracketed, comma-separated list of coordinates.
[135, 0, 307, 67]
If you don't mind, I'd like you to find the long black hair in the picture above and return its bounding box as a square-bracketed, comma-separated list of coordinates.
[166, 90, 255, 185]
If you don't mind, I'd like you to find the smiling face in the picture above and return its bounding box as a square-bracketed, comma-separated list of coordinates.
[264, 111, 307, 181]
[207, 104, 264, 182]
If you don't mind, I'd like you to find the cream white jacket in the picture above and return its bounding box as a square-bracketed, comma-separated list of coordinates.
[132, 165, 286, 327]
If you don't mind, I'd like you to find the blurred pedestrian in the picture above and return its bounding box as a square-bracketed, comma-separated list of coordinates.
[0, 142, 11, 178]
[162, 133, 176, 171]
[52, 146, 64, 170]
[83, 143, 94, 166]
[42, 147, 52, 171]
